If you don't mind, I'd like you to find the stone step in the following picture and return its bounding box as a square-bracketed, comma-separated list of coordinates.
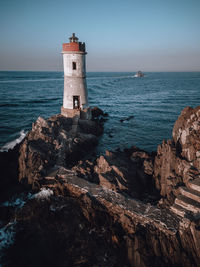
[175, 195, 200, 214]
[188, 178, 200, 193]
[170, 204, 187, 218]
[179, 186, 200, 203]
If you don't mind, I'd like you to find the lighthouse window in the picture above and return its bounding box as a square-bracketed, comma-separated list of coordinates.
[72, 62, 76, 70]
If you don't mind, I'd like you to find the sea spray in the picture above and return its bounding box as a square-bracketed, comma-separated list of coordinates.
[0, 130, 27, 152]
[33, 188, 54, 200]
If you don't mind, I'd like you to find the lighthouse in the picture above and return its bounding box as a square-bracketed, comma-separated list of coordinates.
[61, 33, 90, 119]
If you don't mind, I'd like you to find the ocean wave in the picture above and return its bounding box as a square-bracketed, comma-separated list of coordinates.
[0, 78, 63, 83]
[0, 130, 27, 152]
[0, 98, 59, 107]
[89, 85, 104, 90]
[1, 192, 33, 209]
[0, 75, 132, 84]
[23, 98, 59, 104]
[0, 103, 20, 107]
[87, 75, 133, 80]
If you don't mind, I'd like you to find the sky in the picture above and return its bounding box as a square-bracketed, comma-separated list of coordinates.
[0, 0, 200, 71]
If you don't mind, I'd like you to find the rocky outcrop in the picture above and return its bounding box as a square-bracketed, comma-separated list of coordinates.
[71, 147, 158, 202]
[3, 194, 131, 267]
[154, 106, 200, 212]
[20, 106, 199, 267]
[52, 170, 200, 267]
[1, 105, 200, 267]
[18, 113, 103, 189]
[94, 148, 157, 201]
[4, 166, 199, 267]
[18, 113, 157, 201]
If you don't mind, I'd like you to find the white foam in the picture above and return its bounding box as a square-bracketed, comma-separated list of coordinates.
[33, 188, 54, 200]
[1, 193, 33, 209]
[0, 130, 27, 152]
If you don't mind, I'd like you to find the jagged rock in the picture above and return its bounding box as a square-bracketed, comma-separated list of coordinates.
[154, 106, 200, 205]
[78, 119, 103, 136]
[5, 168, 199, 267]
[91, 106, 108, 125]
[91, 106, 105, 118]
[18, 114, 103, 189]
[173, 106, 200, 167]
[72, 160, 99, 184]
[4, 194, 135, 267]
[72, 147, 158, 202]
[1, 106, 200, 267]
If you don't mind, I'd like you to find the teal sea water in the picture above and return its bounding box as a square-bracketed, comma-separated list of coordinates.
[0, 71, 200, 153]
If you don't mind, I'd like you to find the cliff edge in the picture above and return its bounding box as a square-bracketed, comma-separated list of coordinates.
[1, 106, 200, 267]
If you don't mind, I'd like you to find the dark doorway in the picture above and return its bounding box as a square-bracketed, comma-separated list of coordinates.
[73, 96, 80, 109]
[72, 62, 76, 70]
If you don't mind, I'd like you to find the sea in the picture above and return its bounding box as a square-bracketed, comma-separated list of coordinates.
[0, 71, 200, 154]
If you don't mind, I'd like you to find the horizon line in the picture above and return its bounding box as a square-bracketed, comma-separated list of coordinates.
[0, 70, 200, 73]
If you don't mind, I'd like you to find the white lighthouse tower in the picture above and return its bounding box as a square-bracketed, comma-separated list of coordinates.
[61, 33, 90, 119]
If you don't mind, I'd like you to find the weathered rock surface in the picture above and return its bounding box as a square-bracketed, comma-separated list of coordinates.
[1, 105, 200, 267]
[18, 113, 103, 189]
[3, 195, 131, 267]
[72, 148, 158, 202]
[3, 166, 200, 267]
[154, 106, 200, 207]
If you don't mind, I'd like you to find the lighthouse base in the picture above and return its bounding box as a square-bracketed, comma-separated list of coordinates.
[61, 107, 91, 120]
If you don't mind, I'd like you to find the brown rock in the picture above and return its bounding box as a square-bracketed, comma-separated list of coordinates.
[18, 114, 103, 189]
[91, 106, 104, 118]
[154, 106, 200, 205]
[2, 106, 200, 267]
[93, 147, 157, 201]
[8, 169, 198, 267]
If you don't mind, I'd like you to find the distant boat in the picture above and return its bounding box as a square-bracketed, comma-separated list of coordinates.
[133, 71, 144, 78]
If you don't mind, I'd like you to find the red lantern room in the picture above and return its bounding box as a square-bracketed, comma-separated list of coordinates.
[62, 33, 86, 53]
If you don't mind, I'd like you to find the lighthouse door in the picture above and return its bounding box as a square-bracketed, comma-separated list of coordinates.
[73, 96, 80, 109]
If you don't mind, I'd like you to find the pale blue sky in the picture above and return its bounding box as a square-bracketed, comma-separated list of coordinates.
[0, 0, 200, 71]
